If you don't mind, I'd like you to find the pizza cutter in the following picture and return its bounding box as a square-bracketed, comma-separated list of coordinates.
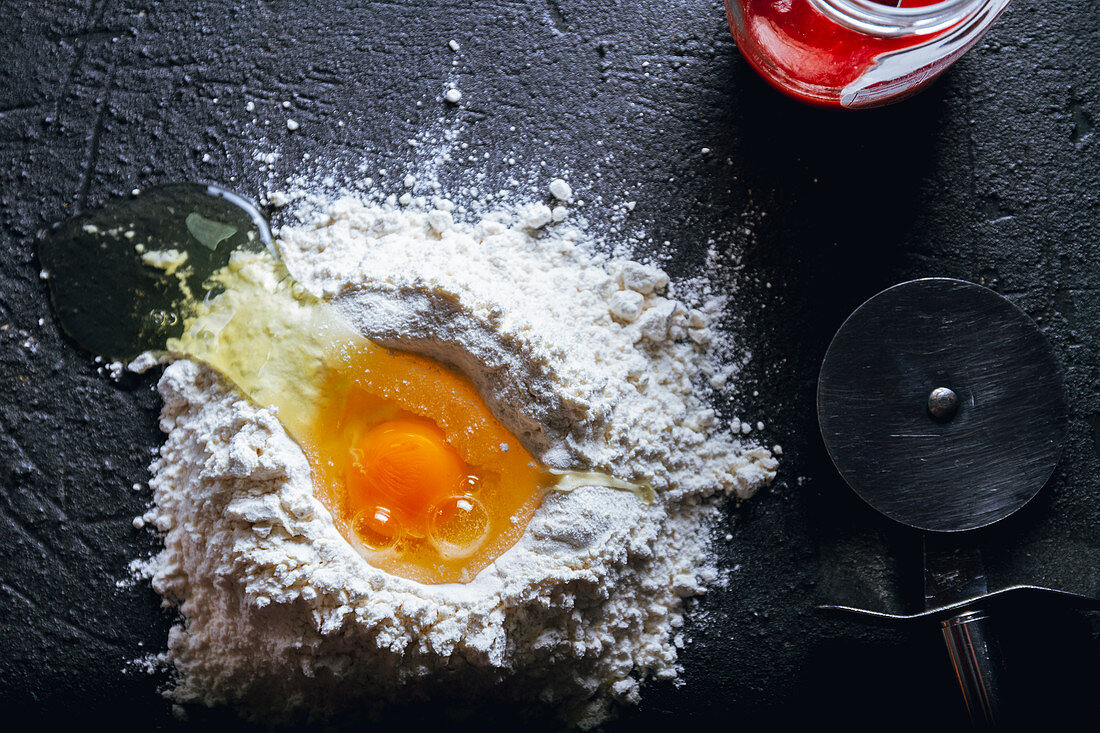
[816, 278, 1096, 725]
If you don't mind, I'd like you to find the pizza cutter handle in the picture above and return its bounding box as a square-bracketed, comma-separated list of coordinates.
[940, 609, 1003, 726]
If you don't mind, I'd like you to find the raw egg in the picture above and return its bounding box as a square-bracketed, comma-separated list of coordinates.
[43, 184, 648, 586]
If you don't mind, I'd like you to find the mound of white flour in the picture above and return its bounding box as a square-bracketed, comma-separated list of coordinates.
[140, 191, 776, 726]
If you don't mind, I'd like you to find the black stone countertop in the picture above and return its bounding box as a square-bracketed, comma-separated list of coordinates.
[1, 0, 1097, 728]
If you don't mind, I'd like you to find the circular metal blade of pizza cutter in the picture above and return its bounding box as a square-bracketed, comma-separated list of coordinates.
[817, 277, 1067, 536]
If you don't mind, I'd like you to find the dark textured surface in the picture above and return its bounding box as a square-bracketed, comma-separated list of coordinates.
[1, 0, 1098, 728]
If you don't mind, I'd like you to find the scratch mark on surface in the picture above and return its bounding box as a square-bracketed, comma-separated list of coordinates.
[1070, 100, 1094, 150]
[0, 581, 36, 611]
[545, 0, 572, 33]
[77, 63, 116, 211]
[54, 0, 112, 116]
[0, 101, 40, 116]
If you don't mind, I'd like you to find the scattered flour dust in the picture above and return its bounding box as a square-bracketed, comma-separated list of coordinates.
[136, 183, 777, 727]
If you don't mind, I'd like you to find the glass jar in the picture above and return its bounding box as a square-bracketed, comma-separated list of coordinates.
[725, 0, 1011, 108]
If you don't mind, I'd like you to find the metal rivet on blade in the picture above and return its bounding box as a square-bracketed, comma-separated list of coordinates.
[928, 387, 958, 420]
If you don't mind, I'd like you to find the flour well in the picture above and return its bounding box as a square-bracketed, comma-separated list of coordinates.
[140, 188, 776, 726]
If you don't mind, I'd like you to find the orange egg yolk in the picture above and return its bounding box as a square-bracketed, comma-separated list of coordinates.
[347, 418, 472, 538]
[302, 340, 548, 584]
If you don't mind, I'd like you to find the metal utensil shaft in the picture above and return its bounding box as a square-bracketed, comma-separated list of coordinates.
[941, 609, 1002, 726]
[925, 537, 1002, 726]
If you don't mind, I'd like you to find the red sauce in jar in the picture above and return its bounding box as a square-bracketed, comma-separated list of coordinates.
[726, 0, 1010, 108]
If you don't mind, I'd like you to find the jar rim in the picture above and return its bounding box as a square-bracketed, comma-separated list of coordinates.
[810, 0, 996, 38]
